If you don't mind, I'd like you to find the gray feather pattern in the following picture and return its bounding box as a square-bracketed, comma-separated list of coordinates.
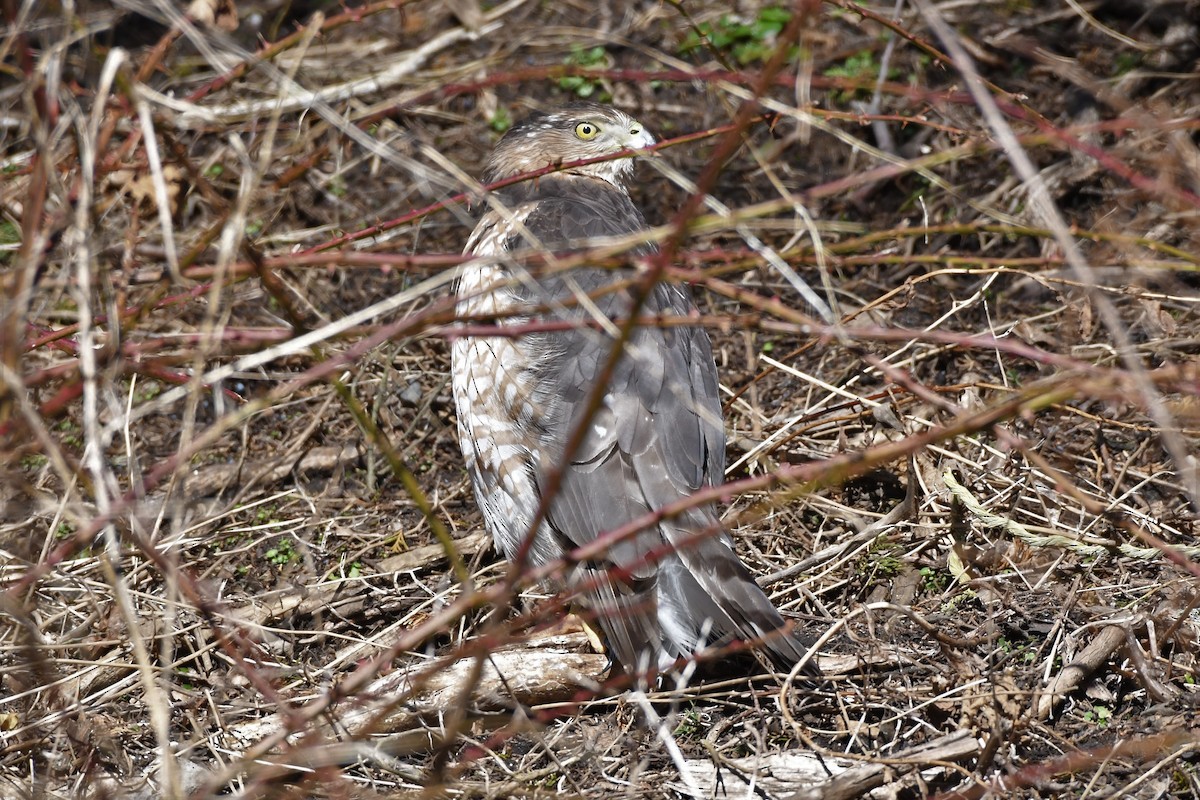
[459, 163, 816, 675]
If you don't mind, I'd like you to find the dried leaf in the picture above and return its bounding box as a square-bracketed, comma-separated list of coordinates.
[104, 165, 184, 216]
[1139, 297, 1176, 336]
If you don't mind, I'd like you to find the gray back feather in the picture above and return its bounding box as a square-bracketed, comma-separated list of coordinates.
[484, 175, 814, 673]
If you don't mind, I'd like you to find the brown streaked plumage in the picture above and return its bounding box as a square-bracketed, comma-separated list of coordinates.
[451, 103, 817, 676]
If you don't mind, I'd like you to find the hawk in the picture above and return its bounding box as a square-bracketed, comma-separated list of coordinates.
[451, 102, 815, 676]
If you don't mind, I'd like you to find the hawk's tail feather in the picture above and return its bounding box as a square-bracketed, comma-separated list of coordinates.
[581, 574, 668, 677]
[581, 537, 820, 678]
[679, 534, 821, 677]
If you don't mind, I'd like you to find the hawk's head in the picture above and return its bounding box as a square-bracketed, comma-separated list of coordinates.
[482, 103, 655, 188]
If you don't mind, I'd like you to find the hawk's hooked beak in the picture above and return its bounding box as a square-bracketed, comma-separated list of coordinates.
[622, 126, 658, 159]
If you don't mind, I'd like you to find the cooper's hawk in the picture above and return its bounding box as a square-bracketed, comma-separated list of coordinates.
[452, 103, 815, 675]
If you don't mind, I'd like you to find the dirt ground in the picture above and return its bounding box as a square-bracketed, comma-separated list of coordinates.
[2, 0, 1200, 797]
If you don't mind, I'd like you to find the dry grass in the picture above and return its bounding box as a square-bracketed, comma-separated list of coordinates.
[2, 0, 1200, 797]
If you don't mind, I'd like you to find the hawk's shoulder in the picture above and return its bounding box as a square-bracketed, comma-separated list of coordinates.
[482, 175, 650, 254]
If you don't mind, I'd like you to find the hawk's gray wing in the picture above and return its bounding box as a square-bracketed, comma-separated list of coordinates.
[497, 180, 812, 672]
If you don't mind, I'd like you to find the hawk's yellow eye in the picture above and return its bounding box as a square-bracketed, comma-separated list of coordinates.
[574, 122, 600, 140]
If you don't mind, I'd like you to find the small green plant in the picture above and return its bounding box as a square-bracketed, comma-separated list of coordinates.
[489, 107, 512, 133]
[679, 7, 794, 65]
[672, 708, 707, 740]
[1082, 704, 1111, 728]
[254, 505, 280, 525]
[265, 537, 296, 566]
[939, 588, 976, 613]
[853, 536, 906, 593]
[1169, 765, 1199, 796]
[56, 419, 83, 448]
[0, 219, 19, 263]
[215, 533, 246, 551]
[863, 536, 904, 580]
[919, 566, 948, 593]
[823, 50, 898, 102]
[873, 552, 904, 578]
[996, 636, 1037, 663]
[135, 380, 163, 403]
[1112, 52, 1141, 76]
[20, 454, 48, 470]
[326, 559, 365, 581]
[823, 50, 878, 81]
[558, 45, 609, 99]
[205, 163, 224, 179]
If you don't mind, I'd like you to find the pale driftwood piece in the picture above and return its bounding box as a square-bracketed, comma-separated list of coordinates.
[1035, 623, 1126, 719]
[674, 730, 978, 800]
[817, 731, 979, 800]
[187, 444, 361, 499]
[225, 631, 607, 754]
[231, 530, 491, 628]
[71, 634, 606, 800]
[373, 530, 491, 574]
[807, 650, 896, 676]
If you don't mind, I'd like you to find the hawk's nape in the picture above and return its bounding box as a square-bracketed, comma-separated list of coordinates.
[450, 102, 818, 678]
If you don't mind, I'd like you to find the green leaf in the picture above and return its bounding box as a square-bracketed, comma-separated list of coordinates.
[489, 107, 512, 133]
